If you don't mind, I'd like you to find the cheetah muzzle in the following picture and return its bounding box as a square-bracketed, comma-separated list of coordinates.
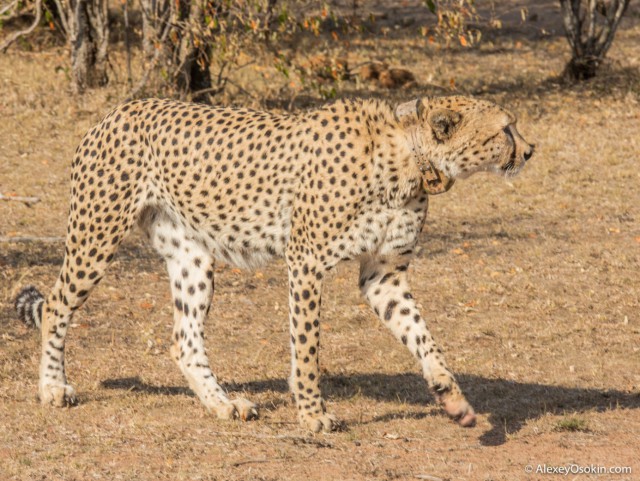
[15, 95, 534, 432]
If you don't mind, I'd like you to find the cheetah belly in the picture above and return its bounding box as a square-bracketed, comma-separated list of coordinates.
[198, 208, 293, 269]
[147, 164, 296, 270]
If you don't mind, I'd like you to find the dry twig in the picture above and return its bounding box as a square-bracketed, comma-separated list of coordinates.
[0, 0, 20, 17]
[210, 431, 334, 448]
[415, 475, 446, 481]
[231, 458, 273, 467]
[0, 0, 43, 53]
[0, 192, 41, 205]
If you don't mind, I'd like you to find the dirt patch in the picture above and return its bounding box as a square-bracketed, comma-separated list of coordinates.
[1, 1, 639, 480]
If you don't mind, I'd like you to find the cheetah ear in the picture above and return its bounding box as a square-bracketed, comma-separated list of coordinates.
[427, 109, 462, 141]
[394, 99, 426, 128]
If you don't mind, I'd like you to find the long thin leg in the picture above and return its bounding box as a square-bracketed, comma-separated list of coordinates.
[285, 249, 339, 432]
[145, 210, 257, 421]
[359, 255, 476, 427]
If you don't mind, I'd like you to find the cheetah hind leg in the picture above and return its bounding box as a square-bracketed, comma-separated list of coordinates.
[143, 210, 258, 421]
[16, 221, 132, 407]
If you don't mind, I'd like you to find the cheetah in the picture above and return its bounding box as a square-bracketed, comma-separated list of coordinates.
[15, 96, 534, 432]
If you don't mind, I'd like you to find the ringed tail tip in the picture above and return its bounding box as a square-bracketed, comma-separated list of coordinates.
[15, 285, 45, 329]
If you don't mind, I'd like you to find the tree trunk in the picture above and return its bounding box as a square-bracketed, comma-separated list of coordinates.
[68, 0, 109, 93]
[137, 0, 212, 100]
[559, 0, 631, 81]
[563, 55, 600, 80]
[141, 0, 170, 62]
[173, 0, 212, 101]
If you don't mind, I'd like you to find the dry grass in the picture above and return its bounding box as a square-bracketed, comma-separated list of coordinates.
[1, 1, 639, 480]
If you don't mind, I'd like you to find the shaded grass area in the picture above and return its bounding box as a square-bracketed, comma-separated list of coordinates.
[101, 372, 640, 446]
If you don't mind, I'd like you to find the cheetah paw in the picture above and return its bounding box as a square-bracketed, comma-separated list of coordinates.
[436, 392, 476, 427]
[39, 382, 77, 407]
[214, 398, 259, 421]
[299, 412, 342, 433]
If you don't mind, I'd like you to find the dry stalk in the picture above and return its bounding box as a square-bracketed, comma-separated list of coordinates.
[0, 192, 41, 204]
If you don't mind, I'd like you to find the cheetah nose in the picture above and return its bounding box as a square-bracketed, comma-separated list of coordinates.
[523, 144, 535, 162]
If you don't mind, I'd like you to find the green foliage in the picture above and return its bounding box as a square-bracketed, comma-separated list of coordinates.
[422, 0, 480, 47]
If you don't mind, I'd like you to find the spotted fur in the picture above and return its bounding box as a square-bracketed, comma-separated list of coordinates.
[15, 96, 533, 431]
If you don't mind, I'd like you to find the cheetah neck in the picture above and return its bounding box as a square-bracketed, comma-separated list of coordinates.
[408, 127, 455, 195]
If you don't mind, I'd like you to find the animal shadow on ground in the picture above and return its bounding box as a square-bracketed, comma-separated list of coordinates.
[102, 373, 640, 446]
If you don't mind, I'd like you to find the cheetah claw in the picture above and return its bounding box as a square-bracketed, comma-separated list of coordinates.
[438, 394, 476, 427]
[299, 413, 342, 433]
[214, 398, 258, 421]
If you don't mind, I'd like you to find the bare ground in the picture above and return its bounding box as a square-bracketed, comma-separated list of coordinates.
[1, 1, 639, 480]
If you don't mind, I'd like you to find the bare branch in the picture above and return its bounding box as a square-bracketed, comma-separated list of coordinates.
[0, 0, 43, 53]
[188, 86, 225, 98]
[587, 0, 597, 49]
[0, 192, 41, 205]
[207, 431, 334, 448]
[559, 0, 582, 55]
[597, 0, 630, 57]
[123, 0, 132, 88]
[125, 10, 172, 100]
[0, 0, 20, 17]
[52, 0, 71, 37]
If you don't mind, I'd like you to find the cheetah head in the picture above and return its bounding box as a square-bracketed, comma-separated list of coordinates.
[395, 96, 534, 194]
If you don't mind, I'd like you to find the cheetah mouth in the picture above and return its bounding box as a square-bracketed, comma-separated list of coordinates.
[502, 159, 516, 172]
[500, 145, 522, 177]
[501, 159, 523, 178]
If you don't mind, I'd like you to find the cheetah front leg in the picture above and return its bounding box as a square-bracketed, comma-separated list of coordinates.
[359, 255, 476, 427]
[145, 212, 257, 421]
[286, 254, 340, 432]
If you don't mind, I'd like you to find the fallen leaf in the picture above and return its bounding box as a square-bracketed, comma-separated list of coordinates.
[139, 301, 154, 310]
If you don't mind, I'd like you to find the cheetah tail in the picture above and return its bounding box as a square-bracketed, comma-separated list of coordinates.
[15, 286, 45, 329]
